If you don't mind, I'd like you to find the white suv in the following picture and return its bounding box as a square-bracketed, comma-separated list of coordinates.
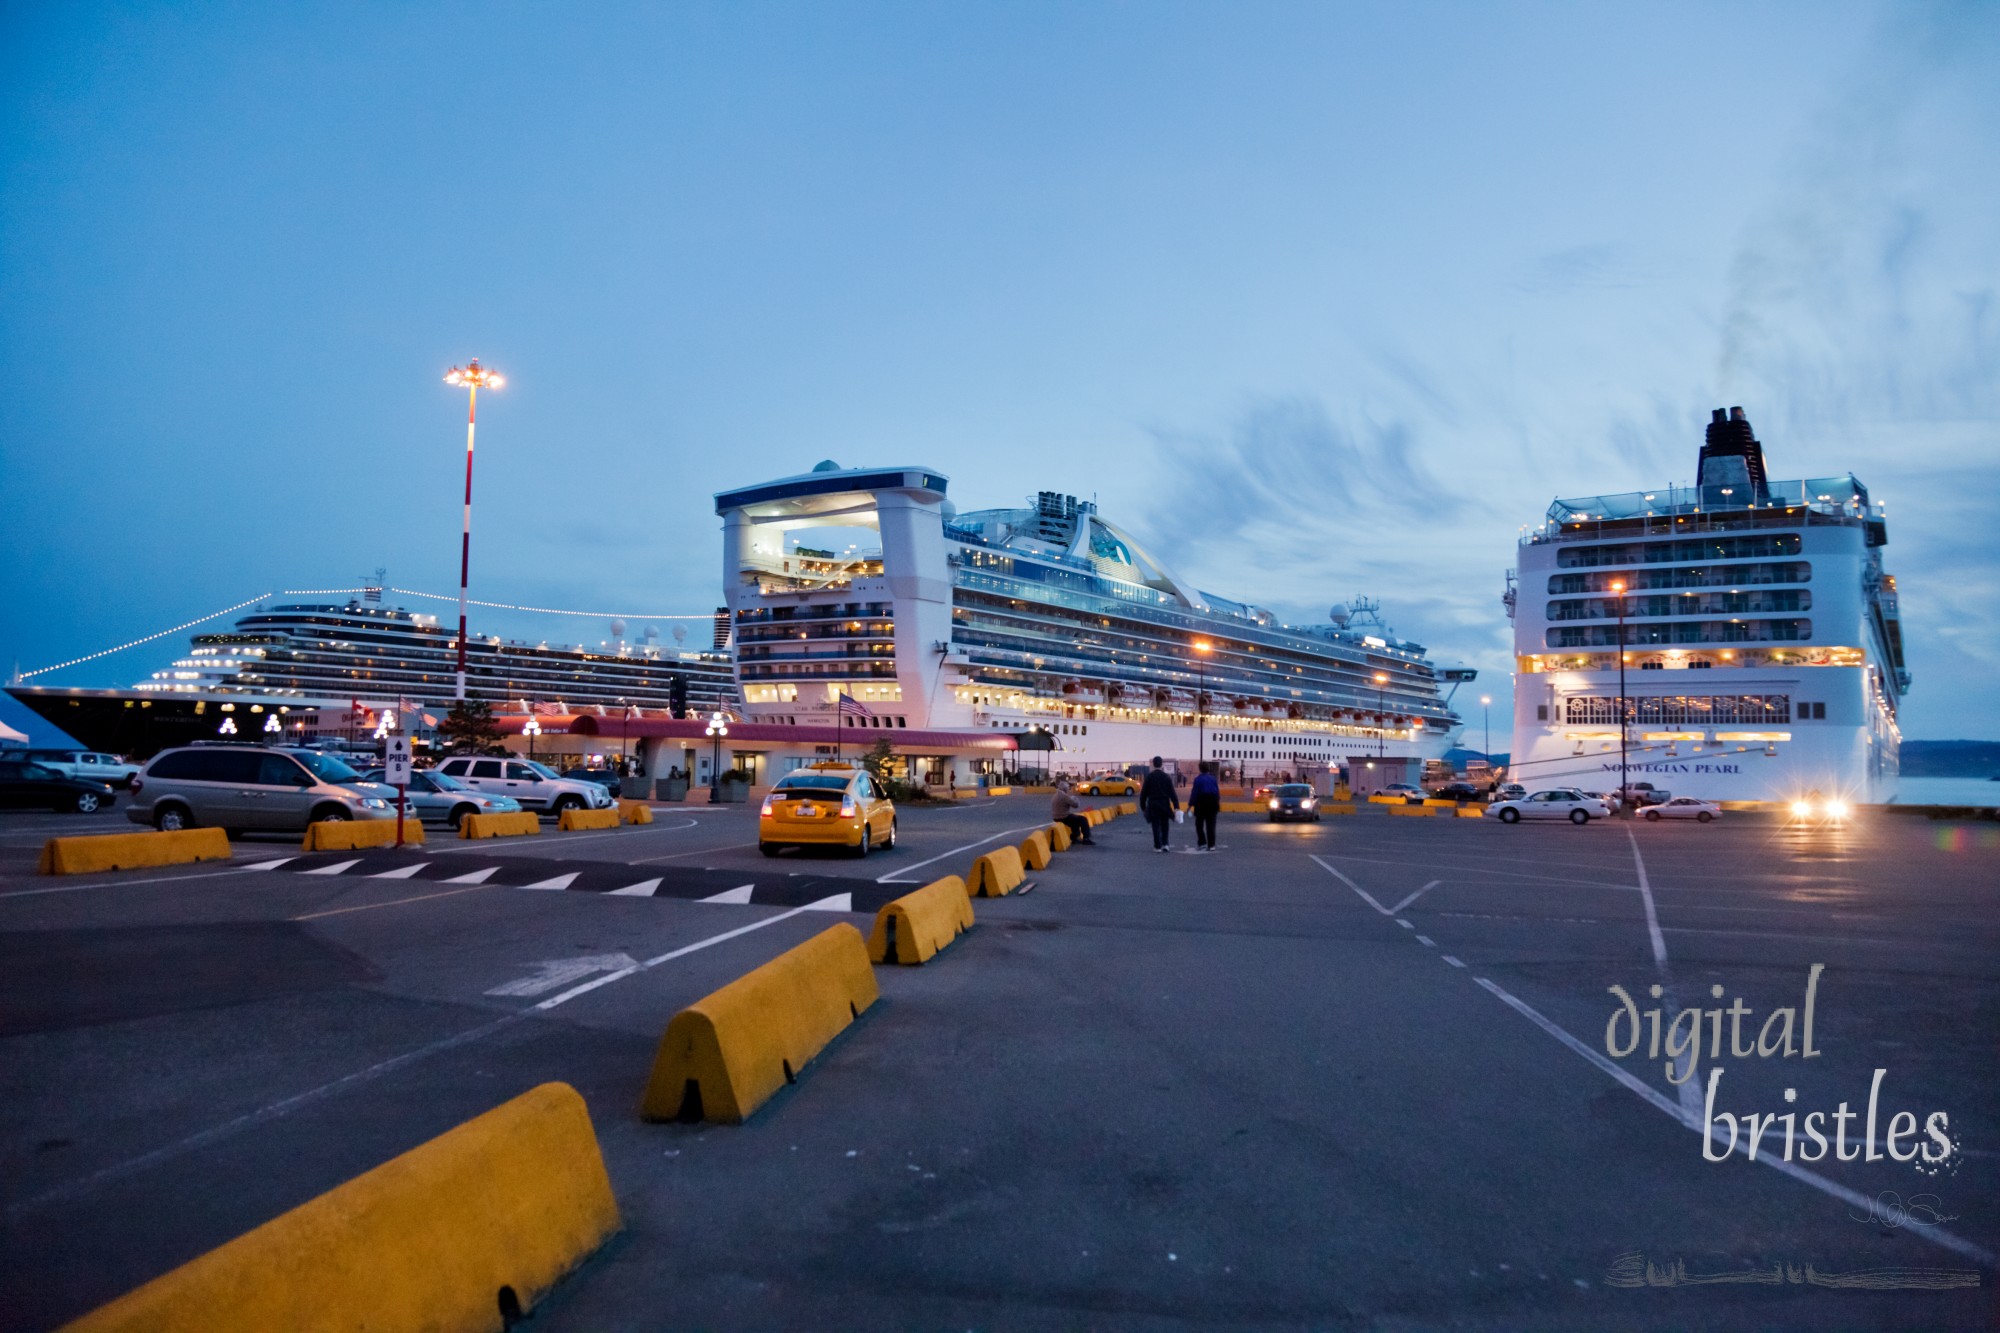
[433, 756, 616, 816]
[28, 749, 141, 788]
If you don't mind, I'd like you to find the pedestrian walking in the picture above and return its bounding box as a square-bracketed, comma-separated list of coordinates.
[1139, 755, 1178, 852]
[1051, 776, 1094, 845]
[1190, 760, 1221, 851]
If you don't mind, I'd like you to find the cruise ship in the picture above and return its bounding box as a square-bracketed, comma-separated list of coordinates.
[1506, 407, 1906, 803]
[8, 589, 735, 757]
[715, 463, 1469, 772]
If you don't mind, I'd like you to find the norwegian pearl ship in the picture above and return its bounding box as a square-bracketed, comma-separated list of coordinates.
[1507, 407, 1906, 803]
[716, 463, 1467, 771]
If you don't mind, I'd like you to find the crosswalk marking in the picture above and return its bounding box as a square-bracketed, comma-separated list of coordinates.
[520, 872, 580, 891]
[240, 858, 296, 871]
[302, 859, 362, 876]
[698, 884, 756, 904]
[609, 878, 663, 897]
[803, 892, 853, 912]
[371, 864, 429, 879]
[440, 867, 500, 884]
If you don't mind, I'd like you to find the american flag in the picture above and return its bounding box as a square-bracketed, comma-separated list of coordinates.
[836, 691, 872, 720]
[531, 700, 568, 717]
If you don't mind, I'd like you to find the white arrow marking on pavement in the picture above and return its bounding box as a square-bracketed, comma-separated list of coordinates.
[440, 867, 499, 884]
[520, 873, 580, 891]
[608, 878, 662, 897]
[371, 864, 428, 879]
[485, 953, 639, 998]
[302, 859, 362, 876]
[697, 884, 756, 904]
[802, 892, 853, 912]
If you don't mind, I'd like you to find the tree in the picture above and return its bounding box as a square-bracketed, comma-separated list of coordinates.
[437, 699, 502, 754]
[861, 735, 896, 787]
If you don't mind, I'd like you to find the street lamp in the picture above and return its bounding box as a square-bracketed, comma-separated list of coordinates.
[443, 359, 504, 701]
[1480, 695, 1492, 762]
[522, 714, 542, 761]
[1374, 672, 1390, 757]
[1192, 639, 1213, 767]
[1611, 579, 1629, 815]
[705, 711, 729, 804]
[618, 698, 635, 777]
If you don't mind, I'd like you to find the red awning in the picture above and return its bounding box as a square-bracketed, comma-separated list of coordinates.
[554, 715, 1019, 752]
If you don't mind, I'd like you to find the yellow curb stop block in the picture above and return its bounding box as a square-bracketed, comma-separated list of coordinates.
[618, 800, 653, 824]
[641, 923, 878, 1124]
[868, 875, 975, 965]
[1046, 821, 1071, 851]
[1218, 801, 1263, 814]
[1457, 805, 1487, 818]
[968, 844, 1026, 897]
[985, 785, 1012, 796]
[461, 811, 542, 839]
[302, 819, 422, 853]
[1018, 829, 1053, 870]
[61, 1082, 619, 1333]
[558, 807, 620, 831]
[1321, 803, 1359, 815]
[1387, 804, 1435, 817]
[36, 828, 230, 876]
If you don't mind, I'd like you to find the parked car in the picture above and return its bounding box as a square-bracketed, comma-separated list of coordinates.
[1787, 793, 1850, 825]
[26, 749, 141, 788]
[127, 745, 394, 832]
[1646, 797, 1723, 823]
[1581, 790, 1623, 814]
[433, 755, 617, 815]
[357, 767, 525, 828]
[1266, 783, 1320, 822]
[1618, 782, 1671, 808]
[559, 766, 622, 799]
[758, 765, 896, 857]
[1491, 783, 1527, 803]
[1433, 782, 1482, 803]
[0, 759, 118, 813]
[1488, 789, 1604, 825]
[1381, 783, 1426, 804]
[1075, 775, 1139, 797]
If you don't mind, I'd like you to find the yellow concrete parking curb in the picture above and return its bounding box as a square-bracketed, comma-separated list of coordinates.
[1457, 805, 1487, 818]
[61, 1082, 620, 1333]
[617, 800, 653, 824]
[303, 819, 423, 852]
[1387, 804, 1436, 817]
[1019, 828, 1053, 870]
[867, 875, 975, 966]
[640, 923, 879, 1124]
[985, 785, 1013, 796]
[1046, 821, 1072, 851]
[1217, 801, 1263, 814]
[969, 844, 1026, 897]
[461, 811, 542, 839]
[36, 828, 231, 876]
[558, 807, 620, 831]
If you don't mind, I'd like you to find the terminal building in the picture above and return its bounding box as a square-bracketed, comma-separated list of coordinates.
[1506, 408, 1906, 804]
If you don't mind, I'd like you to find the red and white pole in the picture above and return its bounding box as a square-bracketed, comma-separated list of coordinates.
[456, 382, 477, 701]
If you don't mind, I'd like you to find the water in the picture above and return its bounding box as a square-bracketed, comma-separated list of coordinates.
[1887, 775, 2000, 808]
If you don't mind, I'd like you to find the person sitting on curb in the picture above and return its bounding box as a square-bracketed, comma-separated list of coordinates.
[1051, 777, 1095, 844]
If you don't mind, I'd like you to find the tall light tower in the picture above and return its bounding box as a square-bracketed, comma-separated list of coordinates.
[1480, 695, 1492, 762]
[443, 359, 504, 701]
[1610, 579, 1629, 814]
[1192, 639, 1213, 768]
[1374, 672, 1390, 758]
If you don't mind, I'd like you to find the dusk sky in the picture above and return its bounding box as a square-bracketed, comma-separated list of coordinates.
[3, 1, 1995, 743]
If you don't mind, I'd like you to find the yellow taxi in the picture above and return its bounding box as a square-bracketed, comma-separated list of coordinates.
[758, 764, 897, 857]
[1075, 774, 1138, 797]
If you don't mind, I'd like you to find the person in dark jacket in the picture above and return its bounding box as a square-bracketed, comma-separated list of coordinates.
[1190, 760, 1221, 851]
[1139, 756, 1179, 852]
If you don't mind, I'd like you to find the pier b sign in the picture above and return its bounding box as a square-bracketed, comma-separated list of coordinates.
[386, 737, 413, 846]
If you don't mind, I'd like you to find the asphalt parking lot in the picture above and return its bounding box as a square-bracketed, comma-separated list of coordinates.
[1, 796, 1994, 1330]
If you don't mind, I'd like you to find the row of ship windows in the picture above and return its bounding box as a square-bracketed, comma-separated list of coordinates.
[1547, 562, 1811, 593]
[740, 663, 898, 679]
[1547, 621, 1811, 647]
[1557, 694, 1794, 725]
[736, 602, 893, 622]
[1216, 731, 1337, 747]
[1547, 591, 1809, 620]
[1555, 534, 1803, 568]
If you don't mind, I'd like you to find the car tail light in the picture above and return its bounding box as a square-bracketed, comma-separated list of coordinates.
[840, 796, 858, 817]
[129, 777, 143, 795]
[760, 794, 775, 815]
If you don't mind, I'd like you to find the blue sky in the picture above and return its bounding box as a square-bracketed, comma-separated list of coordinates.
[3, 0, 1996, 746]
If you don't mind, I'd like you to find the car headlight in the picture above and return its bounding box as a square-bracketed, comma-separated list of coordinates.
[1301, 797, 1315, 808]
[1826, 800, 1849, 819]
[360, 797, 389, 810]
[1790, 800, 1812, 818]
[1269, 798, 1280, 809]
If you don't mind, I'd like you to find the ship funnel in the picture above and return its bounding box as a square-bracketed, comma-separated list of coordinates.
[1698, 405, 1770, 503]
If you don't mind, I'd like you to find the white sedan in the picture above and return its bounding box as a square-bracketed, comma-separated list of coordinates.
[1645, 797, 1722, 823]
[1488, 789, 1604, 824]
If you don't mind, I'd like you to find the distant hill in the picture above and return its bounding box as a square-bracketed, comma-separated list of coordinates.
[1901, 740, 2000, 779]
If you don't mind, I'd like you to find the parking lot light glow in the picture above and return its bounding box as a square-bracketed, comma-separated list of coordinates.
[444, 358, 503, 701]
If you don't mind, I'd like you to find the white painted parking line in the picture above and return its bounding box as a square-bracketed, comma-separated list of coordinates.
[697, 884, 756, 904]
[1309, 856, 1393, 915]
[1396, 919, 1414, 929]
[1442, 955, 1465, 968]
[876, 826, 1041, 884]
[0, 866, 253, 900]
[1387, 880, 1440, 915]
[609, 877, 663, 897]
[302, 859, 362, 876]
[1415, 935, 1435, 947]
[520, 872, 580, 891]
[370, 864, 428, 879]
[530, 903, 825, 1010]
[439, 867, 499, 884]
[630, 841, 760, 864]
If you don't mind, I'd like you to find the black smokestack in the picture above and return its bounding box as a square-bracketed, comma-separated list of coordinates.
[1698, 405, 1770, 502]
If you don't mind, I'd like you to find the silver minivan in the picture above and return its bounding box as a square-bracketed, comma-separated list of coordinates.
[127, 745, 395, 833]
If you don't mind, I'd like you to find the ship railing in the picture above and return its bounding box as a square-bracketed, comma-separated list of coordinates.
[1526, 476, 1875, 542]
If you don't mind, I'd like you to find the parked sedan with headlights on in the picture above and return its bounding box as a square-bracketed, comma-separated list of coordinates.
[1266, 783, 1320, 822]
[1488, 789, 1604, 824]
[1645, 796, 1722, 823]
[359, 768, 525, 829]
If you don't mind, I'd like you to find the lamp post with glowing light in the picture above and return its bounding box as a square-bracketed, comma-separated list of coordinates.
[1193, 639, 1213, 768]
[705, 711, 729, 804]
[522, 714, 542, 762]
[1611, 579, 1629, 814]
[1480, 695, 1492, 764]
[1374, 672, 1390, 757]
[443, 359, 504, 701]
